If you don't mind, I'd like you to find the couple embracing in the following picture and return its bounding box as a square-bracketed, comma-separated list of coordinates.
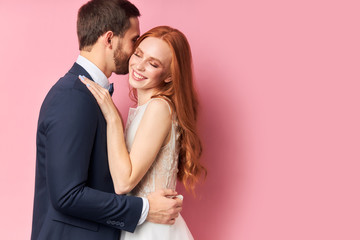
[31, 0, 206, 240]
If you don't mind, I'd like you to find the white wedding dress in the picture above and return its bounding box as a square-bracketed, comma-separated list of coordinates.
[120, 98, 194, 240]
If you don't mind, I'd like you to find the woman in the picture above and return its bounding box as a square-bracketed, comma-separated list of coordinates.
[80, 26, 206, 239]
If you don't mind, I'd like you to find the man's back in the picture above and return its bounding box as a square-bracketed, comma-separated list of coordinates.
[31, 63, 142, 240]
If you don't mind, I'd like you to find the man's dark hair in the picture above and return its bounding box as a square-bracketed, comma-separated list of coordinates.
[77, 0, 140, 50]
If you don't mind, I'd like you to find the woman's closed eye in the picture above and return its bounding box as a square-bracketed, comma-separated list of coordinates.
[149, 62, 159, 68]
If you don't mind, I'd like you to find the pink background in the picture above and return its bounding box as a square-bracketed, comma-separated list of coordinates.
[1, 0, 359, 239]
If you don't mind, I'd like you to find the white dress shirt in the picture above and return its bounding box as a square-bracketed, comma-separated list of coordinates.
[76, 55, 149, 225]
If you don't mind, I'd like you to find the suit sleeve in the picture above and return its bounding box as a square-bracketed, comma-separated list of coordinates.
[44, 89, 142, 233]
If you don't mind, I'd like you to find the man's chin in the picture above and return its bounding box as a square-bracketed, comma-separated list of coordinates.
[114, 69, 129, 75]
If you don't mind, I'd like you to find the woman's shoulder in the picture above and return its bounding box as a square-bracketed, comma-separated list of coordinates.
[146, 97, 173, 115]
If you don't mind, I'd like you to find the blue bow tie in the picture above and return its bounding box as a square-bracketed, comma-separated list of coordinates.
[108, 83, 114, 96]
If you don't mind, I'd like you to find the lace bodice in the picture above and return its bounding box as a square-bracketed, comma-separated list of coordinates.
[124, 98, 180, 198]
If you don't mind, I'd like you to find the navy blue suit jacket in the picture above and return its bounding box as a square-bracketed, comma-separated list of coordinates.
[31, 63, 142, 240]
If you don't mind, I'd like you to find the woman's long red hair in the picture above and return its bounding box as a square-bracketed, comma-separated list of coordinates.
[130, 26, 206, 193]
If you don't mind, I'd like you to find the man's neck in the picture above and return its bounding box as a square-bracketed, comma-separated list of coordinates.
[80, 50, 111, 78]
[76, 55, 110, 89]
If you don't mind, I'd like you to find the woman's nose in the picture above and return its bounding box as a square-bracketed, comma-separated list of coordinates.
[136, 60, 145, 71]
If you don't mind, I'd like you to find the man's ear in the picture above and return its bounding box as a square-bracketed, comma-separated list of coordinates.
[103, 31, 114, 48]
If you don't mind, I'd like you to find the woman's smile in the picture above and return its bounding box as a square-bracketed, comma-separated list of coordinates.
[132, 69, 147, 81]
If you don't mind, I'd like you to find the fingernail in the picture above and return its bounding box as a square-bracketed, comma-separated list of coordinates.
[79, 75, 85, 81]
[86, 83, 90, 87]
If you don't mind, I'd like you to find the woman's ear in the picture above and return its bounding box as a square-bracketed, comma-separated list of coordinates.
[164, 76, 172, 83]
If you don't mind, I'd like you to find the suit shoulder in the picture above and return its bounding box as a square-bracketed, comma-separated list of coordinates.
[40, 77, 98, 120]
[52, 73, 92, 95]
[45, 73, 95, 104]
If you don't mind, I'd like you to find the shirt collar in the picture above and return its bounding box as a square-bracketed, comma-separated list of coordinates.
[76, 55, 110, 89]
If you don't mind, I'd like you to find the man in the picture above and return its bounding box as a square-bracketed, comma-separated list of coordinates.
[31, 1, 182, 239]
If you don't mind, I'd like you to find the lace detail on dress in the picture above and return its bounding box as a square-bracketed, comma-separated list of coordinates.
[124, 98, 180, 198]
